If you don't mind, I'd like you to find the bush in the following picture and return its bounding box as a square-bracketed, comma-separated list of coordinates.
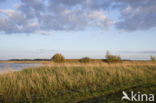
[80, 57, 90, 63]
[51, 53, 65, 63]
[150, 56, 156, 62]
[105, 51, 121, 63]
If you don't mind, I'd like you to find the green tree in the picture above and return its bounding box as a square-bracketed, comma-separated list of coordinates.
[150, 56, 156, 62]
[52, 53, 65, 63]
[80, 57, 90, 63]
[105, 51, 121, 63]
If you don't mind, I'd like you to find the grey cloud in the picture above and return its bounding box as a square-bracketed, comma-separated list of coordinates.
[0, 0, 6, 2]
[1, 10, 28, 25]
[20, 0, 45, 11]
[0, 16, 19, 34]
[115, 0, 156, 31]
[0, 0, 156, 34]
[51, 0, 84, 6]
[39, 9, 88, 31]
[0, 0, 112, 34]
[0, 9, 39, 34]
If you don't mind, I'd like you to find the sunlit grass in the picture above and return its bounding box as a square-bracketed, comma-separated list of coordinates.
[0, 62, 156, 103]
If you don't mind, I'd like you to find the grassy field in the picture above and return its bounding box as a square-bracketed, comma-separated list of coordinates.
[0, 62, 156, 103]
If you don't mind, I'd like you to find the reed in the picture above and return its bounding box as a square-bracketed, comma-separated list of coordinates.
[0, 62, 155, 103]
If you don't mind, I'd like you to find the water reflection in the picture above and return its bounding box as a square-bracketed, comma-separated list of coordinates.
[0, 63, 42, 71]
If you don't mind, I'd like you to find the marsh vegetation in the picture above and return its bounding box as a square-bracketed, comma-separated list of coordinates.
[0, 61, 155, 103]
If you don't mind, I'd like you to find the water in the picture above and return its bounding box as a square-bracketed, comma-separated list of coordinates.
[0, 63, 42, 71]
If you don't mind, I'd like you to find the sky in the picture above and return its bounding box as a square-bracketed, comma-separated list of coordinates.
[0, 0, 156, 60]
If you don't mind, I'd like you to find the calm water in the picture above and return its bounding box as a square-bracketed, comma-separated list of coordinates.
[0, 63, 42, 71]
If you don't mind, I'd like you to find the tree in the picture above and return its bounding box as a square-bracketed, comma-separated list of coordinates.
[105, 51, 121, 63]
[51, 53, 65, 63]
[150, 56, 156, 62]
[80, 57, 90, 63]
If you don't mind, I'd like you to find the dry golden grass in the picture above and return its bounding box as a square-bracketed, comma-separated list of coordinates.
[0, 61, 155, 103]
[43, 61, 156, 67]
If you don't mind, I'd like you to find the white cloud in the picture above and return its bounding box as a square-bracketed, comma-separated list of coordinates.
[0, 0, 156, 34]
[87, 10, 113, 28]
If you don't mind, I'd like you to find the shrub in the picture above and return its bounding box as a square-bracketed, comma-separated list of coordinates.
[150, 56, 156, 62]
[51, 53, 65, 63]
[105, 51, 121, 63]
[80, 57, 90, 63]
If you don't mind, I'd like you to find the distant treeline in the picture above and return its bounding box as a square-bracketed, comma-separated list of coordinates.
[9, 58, 131, 62]
[9, 59, 50, 61]
[5, 51, 156, 63]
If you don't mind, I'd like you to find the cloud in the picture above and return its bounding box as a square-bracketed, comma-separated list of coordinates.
[50, 0, 84, 6]
[0, 0, 6, 2]
[20, 0, 45, 12]
[0, 0, 113, 34]
[0, 16, 19, 34]
[87, 10, 113, 28]
[115, 0, 156, 31]
[39, 9, 88, 31]
[0, 0, 156, 34]
[0, 9, 39, 33]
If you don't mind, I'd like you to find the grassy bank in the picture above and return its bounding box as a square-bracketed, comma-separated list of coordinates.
[0, 62, 156, 103]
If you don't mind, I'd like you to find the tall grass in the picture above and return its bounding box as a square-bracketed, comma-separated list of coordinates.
[0, 62, 156, 102]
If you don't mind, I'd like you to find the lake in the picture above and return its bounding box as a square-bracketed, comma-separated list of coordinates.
[0, 63, 42, 71]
